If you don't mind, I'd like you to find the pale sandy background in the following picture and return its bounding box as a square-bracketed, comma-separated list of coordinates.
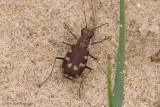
[0, 0, 160, 107]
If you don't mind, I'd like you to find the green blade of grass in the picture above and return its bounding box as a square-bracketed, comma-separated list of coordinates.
[107, 56, 113, 107]
[113, 0, 125, 106]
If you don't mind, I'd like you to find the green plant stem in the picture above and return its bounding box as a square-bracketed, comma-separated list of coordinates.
[113, 0, 125, 106]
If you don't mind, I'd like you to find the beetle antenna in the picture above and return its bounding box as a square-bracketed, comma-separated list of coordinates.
[92, 23, 109, 31]
[83, 11, 87, 29]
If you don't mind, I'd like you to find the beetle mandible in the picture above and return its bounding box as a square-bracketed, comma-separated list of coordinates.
[38, 11, 111, 98]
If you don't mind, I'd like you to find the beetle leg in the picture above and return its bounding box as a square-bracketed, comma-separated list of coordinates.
[61, 42, 72, 46]
[48, 39, 56, 44]
[89, 54, 107, 76]
[89, 54, 97, 60]
[91, 36, 111, 45]
[48, 40, 72, 46]
[64, 23, 77, 39]
[38, 57, 64, 88]
[79, 66, 92, 99]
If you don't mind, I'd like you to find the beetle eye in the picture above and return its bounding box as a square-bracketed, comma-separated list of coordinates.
[89, 33, 94, 38]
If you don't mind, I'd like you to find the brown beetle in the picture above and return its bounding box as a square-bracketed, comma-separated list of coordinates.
[38, 11, 110, 98]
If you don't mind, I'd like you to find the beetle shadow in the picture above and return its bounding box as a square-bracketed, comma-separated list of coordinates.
[154, 98, 160, 107]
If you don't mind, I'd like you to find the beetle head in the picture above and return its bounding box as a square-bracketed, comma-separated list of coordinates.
[81, 28, 94, 40]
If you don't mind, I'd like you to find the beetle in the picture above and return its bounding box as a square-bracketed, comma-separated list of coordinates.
[38, 11, 111, 98]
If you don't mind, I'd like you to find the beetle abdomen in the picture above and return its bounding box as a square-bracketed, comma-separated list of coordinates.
[62, 45, 89, 79]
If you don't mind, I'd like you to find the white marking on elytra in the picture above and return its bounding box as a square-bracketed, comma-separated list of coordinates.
[76, 75, 79, 78]
[65, 56, 70, 61]
[84, 56, 88, 60]
[67, 63, 72, 67]
[64, 74, 68, 77]
[68, 48, 72, 53]
[68, 76, 73, 79]
[73, 65, 78, 71]
[79, 63, 85, 67]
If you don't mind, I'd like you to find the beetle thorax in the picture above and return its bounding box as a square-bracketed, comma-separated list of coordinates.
[77, 37, 90, 48]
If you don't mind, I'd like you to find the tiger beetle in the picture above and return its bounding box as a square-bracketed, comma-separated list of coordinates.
[38, 11, 111, 98]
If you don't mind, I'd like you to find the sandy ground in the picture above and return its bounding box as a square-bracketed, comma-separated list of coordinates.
[0, 0, 160, 107]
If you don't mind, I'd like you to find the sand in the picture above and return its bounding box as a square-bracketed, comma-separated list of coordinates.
[0, 0, 159, 106]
